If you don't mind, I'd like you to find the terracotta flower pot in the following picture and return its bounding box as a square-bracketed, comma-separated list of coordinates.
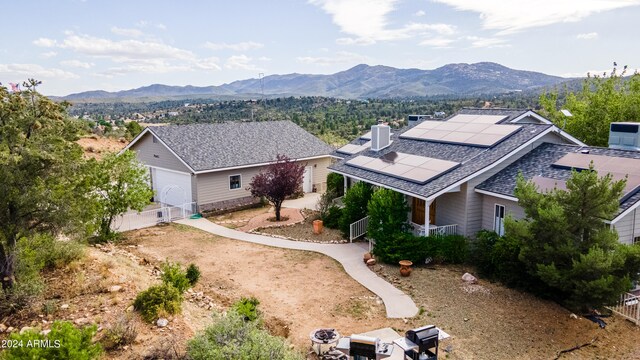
[313, 220, 323, 234]
[399, 260, 413, 277]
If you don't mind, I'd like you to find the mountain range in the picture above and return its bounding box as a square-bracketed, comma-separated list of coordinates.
[59, 62, 570, 101]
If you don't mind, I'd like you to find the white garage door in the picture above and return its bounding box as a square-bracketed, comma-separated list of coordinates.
[152, 168, 192, 207]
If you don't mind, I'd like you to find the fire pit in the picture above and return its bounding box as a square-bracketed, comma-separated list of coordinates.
[310, 328, 341, 356]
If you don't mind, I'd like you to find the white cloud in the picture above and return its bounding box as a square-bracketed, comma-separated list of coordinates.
[419, 37, 455, 48]
[310, 0, 456, 43]
[432, 0, 640, 34]
[577, 32, 599, 40]
[224, 55, 263, 71]
[0, 63, 78, 79]
[204, 41, 264, 51]
[60, 59, 94, 69]
[296, 51, 370, 66]
[33, 38, 57, 47]
[111, 27, 144, 38]
[466, 36, 509, 48]
[41, 51, 58, 58]
[414, 10, 426, 17]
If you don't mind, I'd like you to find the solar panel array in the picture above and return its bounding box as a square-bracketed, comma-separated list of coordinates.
[337, 141, 372, 155]
[346, 152, 460, 184]
[399, 114, 521, 147]
[552, 152, 640, 200]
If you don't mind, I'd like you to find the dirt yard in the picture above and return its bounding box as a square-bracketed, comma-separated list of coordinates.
[374, 264, 640, 360]
[257, 210, 346, 243]
[76, 135, 127, 159]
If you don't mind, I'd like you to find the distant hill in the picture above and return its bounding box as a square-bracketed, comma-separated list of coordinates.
[58, 62, 570, 102]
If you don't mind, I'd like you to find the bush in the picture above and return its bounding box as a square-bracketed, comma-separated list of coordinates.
[187, 311, 303, 360]
[471, 230, 500, 275]
[186, 263, 201, 287]
[161, 261, 191, 293]
[231, 297, 261, 322]
[424, 234, 469, 264]
[101, 314, 138, 351]
[470, 230, 534, 288]
[326, 173, 344, 197]
[1, 321, 102, 360]
[133, 284, 182, 323]
[316, 189, 337, 219]
[367, 188, 410, 243]
[373, 232, 430, 264]
[339, 182, 373, 237]
[322, 206, 343, 229]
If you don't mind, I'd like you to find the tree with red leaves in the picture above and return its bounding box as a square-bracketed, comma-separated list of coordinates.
[248, 155, 305, 221]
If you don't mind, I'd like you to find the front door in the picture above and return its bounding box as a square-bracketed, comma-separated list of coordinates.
[412, 198, 425, 225]
[429, 200, 436, 224]
[303, 166, 313, 192]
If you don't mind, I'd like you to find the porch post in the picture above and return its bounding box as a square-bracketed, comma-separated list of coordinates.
[425, 200, 432, 235]
[344, 176, 348, 194]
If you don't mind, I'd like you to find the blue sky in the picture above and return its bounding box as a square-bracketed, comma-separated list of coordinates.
[2, 0, 639, 95]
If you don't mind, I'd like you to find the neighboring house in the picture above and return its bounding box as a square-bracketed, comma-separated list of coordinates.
[328, 108, 640, 246]
[124, 120, 335, 212]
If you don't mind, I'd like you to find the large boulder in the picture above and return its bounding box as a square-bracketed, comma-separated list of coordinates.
[461, 273, 478, 284]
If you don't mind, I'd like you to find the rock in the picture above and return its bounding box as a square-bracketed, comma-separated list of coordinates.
[363, 252, 372, 263]
[74, 318, 89, 326]
[403, 318, 408, 324]
[60, 304, 69, 310]
[40, 329, 51, 336]
[6, 327, 15, 333]
[20, 326, 35, 334]
[0, 324, 6, 332]
[570, 313, 578, 319]
[126, 305, 134, 313]
[366, 258, 377, 266]
[444, 345, 454, 353]
[108, 285, 122, 293]
[156, 318, 169, 327]
[463, 317, 469, 322]
[461, 273, 478, 284]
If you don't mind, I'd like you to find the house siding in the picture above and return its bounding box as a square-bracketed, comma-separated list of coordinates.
[435, 184, 468, 235]
[130, 132, 191, 173]
[481, 195, 526, 232]
[614, 209, 639, 245]
[464, 131, 568, 237]
[196, 157, 332, 210]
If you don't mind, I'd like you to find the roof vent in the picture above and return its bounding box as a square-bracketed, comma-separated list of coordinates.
[371, 123, 391, 152]
[579, 149, 590, 154]
[407, 114, 432, 126]
[609, 122, 640, 151]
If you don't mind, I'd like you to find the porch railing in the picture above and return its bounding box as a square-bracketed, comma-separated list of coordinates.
[350, 216, 369, 242]
[413, 223, 458, 237]
[607, 292, 640, 325]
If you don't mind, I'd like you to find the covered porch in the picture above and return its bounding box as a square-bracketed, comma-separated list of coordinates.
[408, 196, 458, 237]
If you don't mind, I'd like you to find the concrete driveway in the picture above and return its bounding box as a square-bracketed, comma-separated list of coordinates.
[282, 192, 321, 210]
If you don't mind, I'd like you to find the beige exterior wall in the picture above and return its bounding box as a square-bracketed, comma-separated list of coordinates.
[196, 157, 332, 206]
[481, 195, 526, 232]
[130, 131, 191, 173]
[614, 209, 640, 245]
[434, 184, 468, 234]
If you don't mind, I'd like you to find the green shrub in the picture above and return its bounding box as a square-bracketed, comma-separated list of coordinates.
[186, 263, 201, 286]
[470, 230, 534, 288]
[367, 188, 410, 243]
[471, 230, 500, 275]
[1, 321, 102, 360]
[161, 261, 191, 293]
[326, 173, 344, 196]
[101, 314, 138, 351]
[339, 182, 373, 237]
[373, 232, 429, 264]
[133, 284, 182, 323]
[231, 297, 261, 322]
[425, 234, 469, 264]
[322, 206, 343, 229]
[187, 311, 303, 360]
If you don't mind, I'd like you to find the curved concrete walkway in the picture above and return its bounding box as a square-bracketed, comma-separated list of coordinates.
[175, 218, 419, 319]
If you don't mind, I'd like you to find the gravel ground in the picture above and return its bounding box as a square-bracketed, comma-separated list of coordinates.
[257, 211, 347, 243]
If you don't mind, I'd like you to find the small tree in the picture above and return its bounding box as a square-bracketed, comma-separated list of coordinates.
[338, 182, 373, 237]
[509, 168, 640, 311]
[248, 155, 304, 221]
[88, 150, 153, 241]
[367, 188, 410, 243]
[125, 121, 143, 138]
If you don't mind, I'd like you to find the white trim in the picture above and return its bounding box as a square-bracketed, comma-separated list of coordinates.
[509, 110, 552, 125]
[611, 201, 640, 224]
[553, 128, 586, 146]
[193, 155, 332, 174]
[121, 127, 149, 153]
[146, 165, 192, 176]
[123, 127, 197, 173]
[329, 169, 428, 200]
[229, 174, 242, 190]
[475, 189, 519, 202]
[425, 127, 555, 201]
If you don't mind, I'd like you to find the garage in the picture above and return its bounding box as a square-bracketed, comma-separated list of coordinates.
[151, 168, 193, 207]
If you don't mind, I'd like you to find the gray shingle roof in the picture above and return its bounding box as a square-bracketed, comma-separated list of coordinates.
[329, 109, 553, 199]
[476, 143, 640, 217]
[148, 121, 334, 172]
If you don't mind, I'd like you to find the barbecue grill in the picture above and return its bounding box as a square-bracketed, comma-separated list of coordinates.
[402, 325, 439, 360]
[335, 334, 394, 360]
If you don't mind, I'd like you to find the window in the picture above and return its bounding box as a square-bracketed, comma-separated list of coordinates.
[634, 236, 640, 245]
[494, 204, 506, 236]
[229, 175, 241, 190]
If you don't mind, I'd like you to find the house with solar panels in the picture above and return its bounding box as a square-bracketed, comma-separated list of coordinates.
[329, 108, 640, 245]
